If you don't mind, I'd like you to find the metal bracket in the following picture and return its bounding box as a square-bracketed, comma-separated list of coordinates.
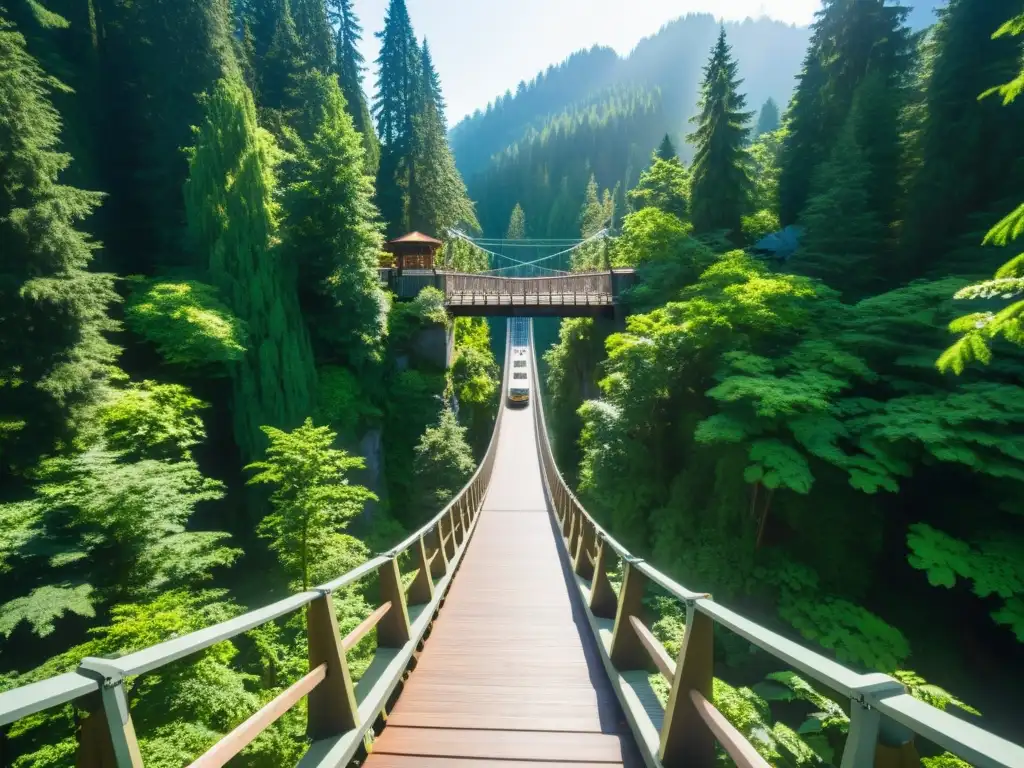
[78, 657, 127, 688]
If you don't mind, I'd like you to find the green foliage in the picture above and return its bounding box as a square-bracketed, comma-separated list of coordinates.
[627, 156, 689, 221]
[283, 70, 387, 368]
[506, 202, 526, 239]
[687, 27, 753, 234]
[0, 584, 95, 639]
[411, 409, 476, 520]
[0, 18, 118, 470]
[247, 418, 376, 589]
[893, 670, 981, 716]
[906, 524, 1024, 640]
[99, 382, 207, 460]
[329, 0, 380, 173]
[747, 127, 784, 215]
[451, 318, 499, 454]
[753, 97, 780, 138]
[185, 74, 317, 465]
[125, 279, 248, 369]
[315, 366, 382, 439]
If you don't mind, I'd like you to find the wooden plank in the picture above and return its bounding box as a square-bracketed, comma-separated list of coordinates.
[189, 664, 326, 768]
[629, 615, 676, 682]
[690, 689, 770, 768]
[366, 759, 615, 768]
[341, 602, 391, 653]
[371, 727, 631, 762]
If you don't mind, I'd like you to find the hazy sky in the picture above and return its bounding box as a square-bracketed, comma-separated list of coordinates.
[353, 0, 821, 124]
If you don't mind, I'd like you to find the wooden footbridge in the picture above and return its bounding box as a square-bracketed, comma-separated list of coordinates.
[2, 321, 1022, 768]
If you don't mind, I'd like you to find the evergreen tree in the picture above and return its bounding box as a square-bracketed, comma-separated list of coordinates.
[507, 203, 527, 239]
[184, 75, 317, 465]
[687, 27, 753, 234]
[580, 174, 609, 236]
[329, 0, 380, 173]
[904, 0, 1024, 276]
[796, 111, 883, 295]
[421, 38, 445, 123]
[628, 155, 690, 221]
[778, 0, 913, 225]
[0, 18, 118, 470]
[373, 0, 419, 147]
[373, 0, 420, 233]
[753, 97, 780, 138]
[290, 0, 332, 72]
[283, 72, 387, 368]
[260, 0, 305, 112]
[656, 133, 677, 161]
[411, 409, 475, 520]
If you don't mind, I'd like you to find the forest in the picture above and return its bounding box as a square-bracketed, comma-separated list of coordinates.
[0, 0, 495, 764]
[527, 0, 1024, 761]
[1, 0, 1023, 765]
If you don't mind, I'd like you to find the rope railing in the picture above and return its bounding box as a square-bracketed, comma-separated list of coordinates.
[0, 324, 515, 768]
[528, 320, 1024, 768]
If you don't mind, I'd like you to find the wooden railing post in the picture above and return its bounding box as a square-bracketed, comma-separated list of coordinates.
[608, 561, 652, 671]
[659, 604, 715, 767]
[425, 523, 448, 580]
[589, 539, 618, 619]
[307, 591, 359, 739]
[75, 682, 144, 768]
[406, 536, 435, 606]
[573, 518, 596, 580]
[376, 558, 412, 647]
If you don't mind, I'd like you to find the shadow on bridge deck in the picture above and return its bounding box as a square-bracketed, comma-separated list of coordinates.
[364, 401, 641, 766]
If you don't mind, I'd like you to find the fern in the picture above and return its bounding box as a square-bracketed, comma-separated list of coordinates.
[0, 584, 95, 638]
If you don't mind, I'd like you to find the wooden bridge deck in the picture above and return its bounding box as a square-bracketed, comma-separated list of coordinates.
[364, 401, 639, 766]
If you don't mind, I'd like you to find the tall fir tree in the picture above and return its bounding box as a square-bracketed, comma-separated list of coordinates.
[329, 0, 380, 174]
[507, 203, 527, 239]
[184, 75, 316, 467]
[580, 174, 607, 236]
[796, 96, 884, 295]
[753, 97, 780, 138]
[778, 0, 913, 225]
[687, 27, 753, 234]
[89, 0, 238, 271]
[0, 17, 118, 471]
[290, 0, 332, 72]
[283, 72, 387, 368]
[420, 37, 445, 124]
[903, 0, 1024, 277]
[373, 0, 420, 234]
[656, 134, 677, 161]
[260, 0, 305, 112]
[408, 43, 479, 236]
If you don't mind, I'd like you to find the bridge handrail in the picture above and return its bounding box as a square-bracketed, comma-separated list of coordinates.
[0, 324, 514, 767]
[528, 322, 1023, 768]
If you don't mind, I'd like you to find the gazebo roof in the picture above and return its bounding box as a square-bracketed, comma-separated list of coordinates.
[387, 231, 443, 247]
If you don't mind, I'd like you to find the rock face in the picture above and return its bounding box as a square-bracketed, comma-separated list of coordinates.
[357, 427, 387, 523]
[412, 324, 454, 370]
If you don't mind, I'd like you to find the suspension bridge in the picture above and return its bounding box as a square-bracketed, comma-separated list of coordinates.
[379, 230, 637, 317]
[1, 319, 1021, 767]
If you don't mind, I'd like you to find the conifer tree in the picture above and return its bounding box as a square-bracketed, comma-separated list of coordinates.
[628, 155, 690, 221]
[507, 203, 527, 239]
[778, 0, 912, 225]
[283, 72, 387, 368]
[796, 112, 883, 295]
[687, 27, 753, 234]
[184, 75, 316, 464]
[261, 0, 305, 112]
[580, 174, 608, 236]
[290, 0, 333, 72]
[904, 0, 1024, 276]
[373, 0, 420, 233]
[656, 134, 677, 161]
[420, 38, 445, 124]
[753, 97, 780, 138]
[330, 0, 380, 173]
[0, 18, 118, 470]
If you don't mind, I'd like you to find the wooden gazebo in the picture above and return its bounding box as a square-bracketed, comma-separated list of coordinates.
[385, 232, 443, 273]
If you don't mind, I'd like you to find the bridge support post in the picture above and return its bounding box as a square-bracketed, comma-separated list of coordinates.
[449, 507, 463, 548]
[659, 605, 715, 767]
[609, 562, 652, 671]
[75, 684, 144, 768]
[573, 518, 596, 580]
[425, 523, 448, 580]
[376, 558, 412, 647]
[589, 540, 618, 619]
[407, 535, 435, 606]
[307, 591, 359, 739]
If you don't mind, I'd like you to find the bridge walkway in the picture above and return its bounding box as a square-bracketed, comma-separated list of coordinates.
[365, 400, 639, 765]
